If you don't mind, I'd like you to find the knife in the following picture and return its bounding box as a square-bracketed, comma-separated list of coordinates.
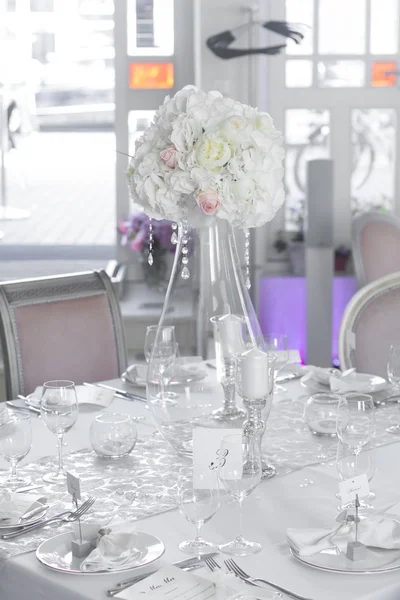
[83, 382, 147, 403]
[114, 553, 218, 589]
[18, 504, 49, 523]
[6, 401, 41, 415]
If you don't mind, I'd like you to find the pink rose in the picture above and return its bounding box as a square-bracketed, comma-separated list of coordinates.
[118, 220, 129, 235]
[129, 227, 147, 252]
[160, 147, 178, 168]
[196, 190, 220, 216]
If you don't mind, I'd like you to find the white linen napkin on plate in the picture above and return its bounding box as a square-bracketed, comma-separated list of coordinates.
[125, 357, 206, 386]
[80, 522, 142, 572]
[287, 502, 400, 556]
[28, 385, 114, 409]
[0, 491, 47, 522]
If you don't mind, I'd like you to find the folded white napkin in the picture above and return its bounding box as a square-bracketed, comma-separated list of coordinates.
[80, 522, 142, 572]
[287, 502, 400, 556]
[0, 491, 47, 522]
[330, 370, 387, 394]
[28, 386, 114, 409]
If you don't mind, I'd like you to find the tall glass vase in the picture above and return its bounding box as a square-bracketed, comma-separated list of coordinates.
[147, 217, 265, 456]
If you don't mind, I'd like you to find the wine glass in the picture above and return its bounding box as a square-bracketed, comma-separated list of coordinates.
[263, 334, 288, 393]
[336, 393, 376, 455]
[0, 411, 32, 489]
[178, 466, 220, 554]
[387, 344, 400, 433]
[145, 326, 177, 401]
[336, 440, 376, 514]
[218, 433, 262, 555]
[41, 380, 78, 483]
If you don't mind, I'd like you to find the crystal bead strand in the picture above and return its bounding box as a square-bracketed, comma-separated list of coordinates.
[181, 212, 190, 280]
[170, 222, 178, 245]
[244, 228, 251, 289]
[147, 218, 154, 266]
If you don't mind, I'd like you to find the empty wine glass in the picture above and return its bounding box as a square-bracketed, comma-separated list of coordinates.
[387, 344, 400, 433]
[178, 466, 220, 555]
[0, 411, 32, 489]
[336, 393, 376, 455]
[218, 433, 262, 556]
[336, 440, 376, 514]
[41, 380, 78, 483]
[145, 325, 177, 401]
[263, 334, 288, 393]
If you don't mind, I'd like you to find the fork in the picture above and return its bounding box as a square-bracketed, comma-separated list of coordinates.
[1, 496, 95, 540]
[205, 557, 221, 572]
[225, 559, 313, 600]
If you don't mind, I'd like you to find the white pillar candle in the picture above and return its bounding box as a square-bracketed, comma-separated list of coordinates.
[240, 348, 270, 399]
[218, 313, 244, 356]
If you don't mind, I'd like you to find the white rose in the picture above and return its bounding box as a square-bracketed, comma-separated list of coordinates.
[218, 115, 248, 143]
[196, 133, 231, 173]
[232, 177, 255, 202]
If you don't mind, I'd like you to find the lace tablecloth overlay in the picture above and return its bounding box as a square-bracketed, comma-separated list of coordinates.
[1, 396, 400, 563]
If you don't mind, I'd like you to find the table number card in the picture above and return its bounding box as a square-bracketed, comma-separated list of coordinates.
[192, 428, 242, 489]
[339, 473, 370, 505]
[67, 472, 81, 501]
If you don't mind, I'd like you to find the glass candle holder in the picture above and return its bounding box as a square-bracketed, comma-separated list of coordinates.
[304, 392, 342, 437]
[235, 349, 277, 479]
[90, 413, 137, 458]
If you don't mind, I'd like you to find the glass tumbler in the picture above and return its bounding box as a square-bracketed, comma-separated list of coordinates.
[304, 392, 342, 437]
[90, 413, 137, 458]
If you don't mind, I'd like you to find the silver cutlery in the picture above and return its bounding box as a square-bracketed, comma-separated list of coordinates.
[2, 496, 95, 540]
[276, 372, 303, 384]
[106, 555, 213, 597]
[206, 362, 216, 370]
[16, 485, 45, 494]
[6, 401, 41, 415]
[83, 382, 147, 403]
[204, 556, 221, 572]
[18, 503, 49, 523]
[225, 559, 312, 600]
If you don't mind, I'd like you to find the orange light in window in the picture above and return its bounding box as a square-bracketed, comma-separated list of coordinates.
[129, 62, 174, 89]
[371, 61, 397, 87]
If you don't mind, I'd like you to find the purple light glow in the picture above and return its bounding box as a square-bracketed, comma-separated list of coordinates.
[259, 276, 357, 364]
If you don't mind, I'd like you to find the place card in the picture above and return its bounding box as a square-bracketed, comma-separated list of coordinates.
[339, 473, 370, 505]
[193, 428, 242, 489]
[67, 472, 81, 501]
[116, 566, 216, 600]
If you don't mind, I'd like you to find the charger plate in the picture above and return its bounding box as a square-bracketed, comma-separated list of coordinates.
[290, 544, 400, 574]
[36, 530, 165, 575]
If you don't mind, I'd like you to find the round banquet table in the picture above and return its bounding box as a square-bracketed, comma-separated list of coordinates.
[1, 376, 400, 600]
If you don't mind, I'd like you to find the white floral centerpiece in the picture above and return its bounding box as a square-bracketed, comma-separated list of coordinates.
[127, 85, 285, 229]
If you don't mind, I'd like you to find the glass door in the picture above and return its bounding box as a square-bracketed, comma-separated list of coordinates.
[265, 0, 400, 253]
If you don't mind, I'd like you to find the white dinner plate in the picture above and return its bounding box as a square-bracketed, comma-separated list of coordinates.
[290, 545, 400, 574]
[0, 499, 48, 531]
[36, 530, 165, 575]
[122, 363, 208, 388]
[336, 371, 388, 394]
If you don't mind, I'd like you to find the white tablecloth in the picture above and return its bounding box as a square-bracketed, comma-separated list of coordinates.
[1, 378, 400, 600]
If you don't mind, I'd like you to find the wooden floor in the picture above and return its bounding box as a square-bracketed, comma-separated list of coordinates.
[0, 131, 116, 246]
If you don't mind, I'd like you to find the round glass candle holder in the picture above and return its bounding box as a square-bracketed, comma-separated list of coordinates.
[304, 392, 341, 437]
[90, 413, 137, 458]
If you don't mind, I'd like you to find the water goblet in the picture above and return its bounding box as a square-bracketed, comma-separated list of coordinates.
[218, 433, 262, 555]
[387, 344, 400, 433]
[0, 411, 32, 489]
[178, 466, 220, 555]
[41, 380, 78, 484]
[236, 349, 277, 479]
[336, 440, 376, 514]
[336, 393, 376, 455]
[263, 334, 288, 393]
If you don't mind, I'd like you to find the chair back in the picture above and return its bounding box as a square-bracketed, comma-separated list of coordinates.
[0, 270, 127, 397]
[352, 211, 400, 288]
[338, 272, 400, 376]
